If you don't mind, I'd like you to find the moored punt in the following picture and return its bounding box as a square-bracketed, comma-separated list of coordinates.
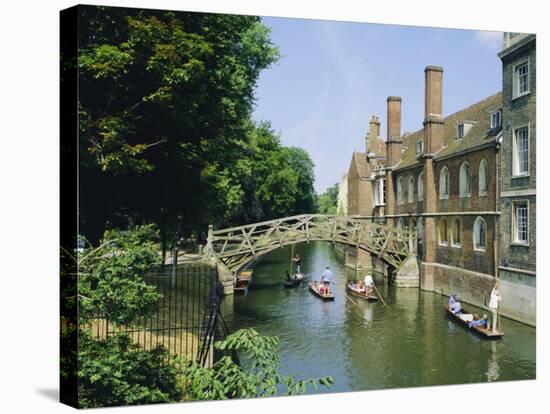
[444, 304, 504, 339]
[234, 269, 254, 294]
[308, 282, 335, 301]
[346, 283, 378, 301]
[284, 273, 304, 288]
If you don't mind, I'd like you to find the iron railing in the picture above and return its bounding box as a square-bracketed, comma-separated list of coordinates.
[89, 264, 226, 365]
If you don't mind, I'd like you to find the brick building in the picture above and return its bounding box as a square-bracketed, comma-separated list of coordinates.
[497, 33, 536, 325]
[345, 33, 536, 325]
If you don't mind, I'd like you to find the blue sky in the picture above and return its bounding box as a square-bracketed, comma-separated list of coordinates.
[251, 17, 503, 193]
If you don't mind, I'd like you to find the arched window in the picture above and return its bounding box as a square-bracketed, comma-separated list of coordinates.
[397, 217, 405, 231]
[408, 176, 414, 203]
[473, 217, 487, 251]
[479, 159, 488, 196]
[439, 218, 448, 245]
[397, 177, 404, 205]
[439, 167, 449, 199]
[451, 218, 462, 247]
[459, 162, 472, 197]
[418, 172, 424, 201]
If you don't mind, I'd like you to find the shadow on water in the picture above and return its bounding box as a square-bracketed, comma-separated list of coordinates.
[222, 241, 536, 393]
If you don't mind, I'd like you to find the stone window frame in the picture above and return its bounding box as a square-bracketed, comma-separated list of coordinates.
[439, 166, 450, 200]
[373, 178, 386, 207]
[438, 217, 449, 246]
[512, 58, 530, 100]
[512, 199, 530, 246]
[512, 124, 530, 177]
[473, 216, 487, 252]
[397, 176, 404, 205]
[490, 109, 502, 129]
[418, 172, 424, 202]
[450, 217, 462, 248]
[478, 159, 489, 196]
[459, 161, 472, 198]
[407, 175, 414, 204]
[415, 140, 423, 154]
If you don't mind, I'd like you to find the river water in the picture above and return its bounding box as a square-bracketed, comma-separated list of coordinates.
[220, 241, 535, 393]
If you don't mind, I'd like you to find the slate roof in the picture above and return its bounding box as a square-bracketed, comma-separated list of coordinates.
[394, 92, 502, 171]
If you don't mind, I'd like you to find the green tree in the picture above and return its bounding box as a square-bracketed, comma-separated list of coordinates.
[76, 6, 279, 245]
[181, 329, 333, 400]
[61, 225, 181, 408]
[317, 183, 339, 214]
[241, 122, 317, 222]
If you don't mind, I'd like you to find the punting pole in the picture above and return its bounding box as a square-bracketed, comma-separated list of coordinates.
[372, 283, 387, 307]
[289, 243, 294, 275]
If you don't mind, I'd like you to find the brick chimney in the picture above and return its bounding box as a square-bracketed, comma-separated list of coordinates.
[423, 66, 444, 154]
[385, 96, 402, 166]
[366, 115, 381, 152]
[421, 66, 445, 288]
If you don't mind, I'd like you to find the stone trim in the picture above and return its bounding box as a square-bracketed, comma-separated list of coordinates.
[500, 188, 537, 197]
[499, 265, 536, 276]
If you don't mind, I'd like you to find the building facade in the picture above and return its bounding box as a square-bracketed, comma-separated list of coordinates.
[497, 34, 536, 325]
[345, 33, 536, 325]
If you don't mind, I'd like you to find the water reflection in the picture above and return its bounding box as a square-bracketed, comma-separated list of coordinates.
[486, 341, 500, 382]
[222, 242, 535, 393]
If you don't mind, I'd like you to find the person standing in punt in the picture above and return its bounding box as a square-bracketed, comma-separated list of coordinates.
[488, 281, 501, 333]
[363, 273, 374, 295]
[294, 254, 302, 274]
[321, 266, 333, 293]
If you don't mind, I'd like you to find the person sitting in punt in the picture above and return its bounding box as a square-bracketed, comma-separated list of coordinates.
[318, 282, 326, 295]
[468, 314, 489, 329]
[468, 313, 489, 328]
[285, 271, 291, 282]
[449, 292, 458, 307]
[450, 298, 463, 314]
[357, 281, 366, 293]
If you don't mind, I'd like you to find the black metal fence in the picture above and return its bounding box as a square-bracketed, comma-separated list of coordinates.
[88, 264, 228, 365]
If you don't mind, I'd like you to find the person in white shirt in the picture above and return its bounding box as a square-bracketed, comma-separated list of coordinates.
[363, 273, 374, 295]
[488, 281, 501, 333]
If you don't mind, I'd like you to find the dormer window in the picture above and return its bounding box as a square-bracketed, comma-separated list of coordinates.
[457, 123, 464, 139]
[490, 110, 502, 129]
[456, 121, 474, 140]
[415, 140, 423, 154]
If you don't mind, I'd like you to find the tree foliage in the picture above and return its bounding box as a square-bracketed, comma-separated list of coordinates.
[76, 6, 316, 248]
[317, 183, 339, 215]
[61, 225, 180, 408]
[77, 332, 182, 408]
[181, 329, 333, 400]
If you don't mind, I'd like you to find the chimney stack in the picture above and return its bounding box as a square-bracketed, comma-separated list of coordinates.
[386, 96, 402, 166]
[366, 115, 381, 152]
[423, 66, 444, 154]
[369, 115, 381, 138]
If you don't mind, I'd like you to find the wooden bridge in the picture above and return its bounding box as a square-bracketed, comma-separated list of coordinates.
[204, 214, 416, 275]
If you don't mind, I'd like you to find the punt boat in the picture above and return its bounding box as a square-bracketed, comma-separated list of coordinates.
[308, 282, 335, 301]
[444, 304, 503, 339]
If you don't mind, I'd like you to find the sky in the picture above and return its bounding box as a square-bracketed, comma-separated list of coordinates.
[251, 17, 503, 193]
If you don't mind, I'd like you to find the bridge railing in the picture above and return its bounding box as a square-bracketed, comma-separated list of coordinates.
[205, 214, 416, 273]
